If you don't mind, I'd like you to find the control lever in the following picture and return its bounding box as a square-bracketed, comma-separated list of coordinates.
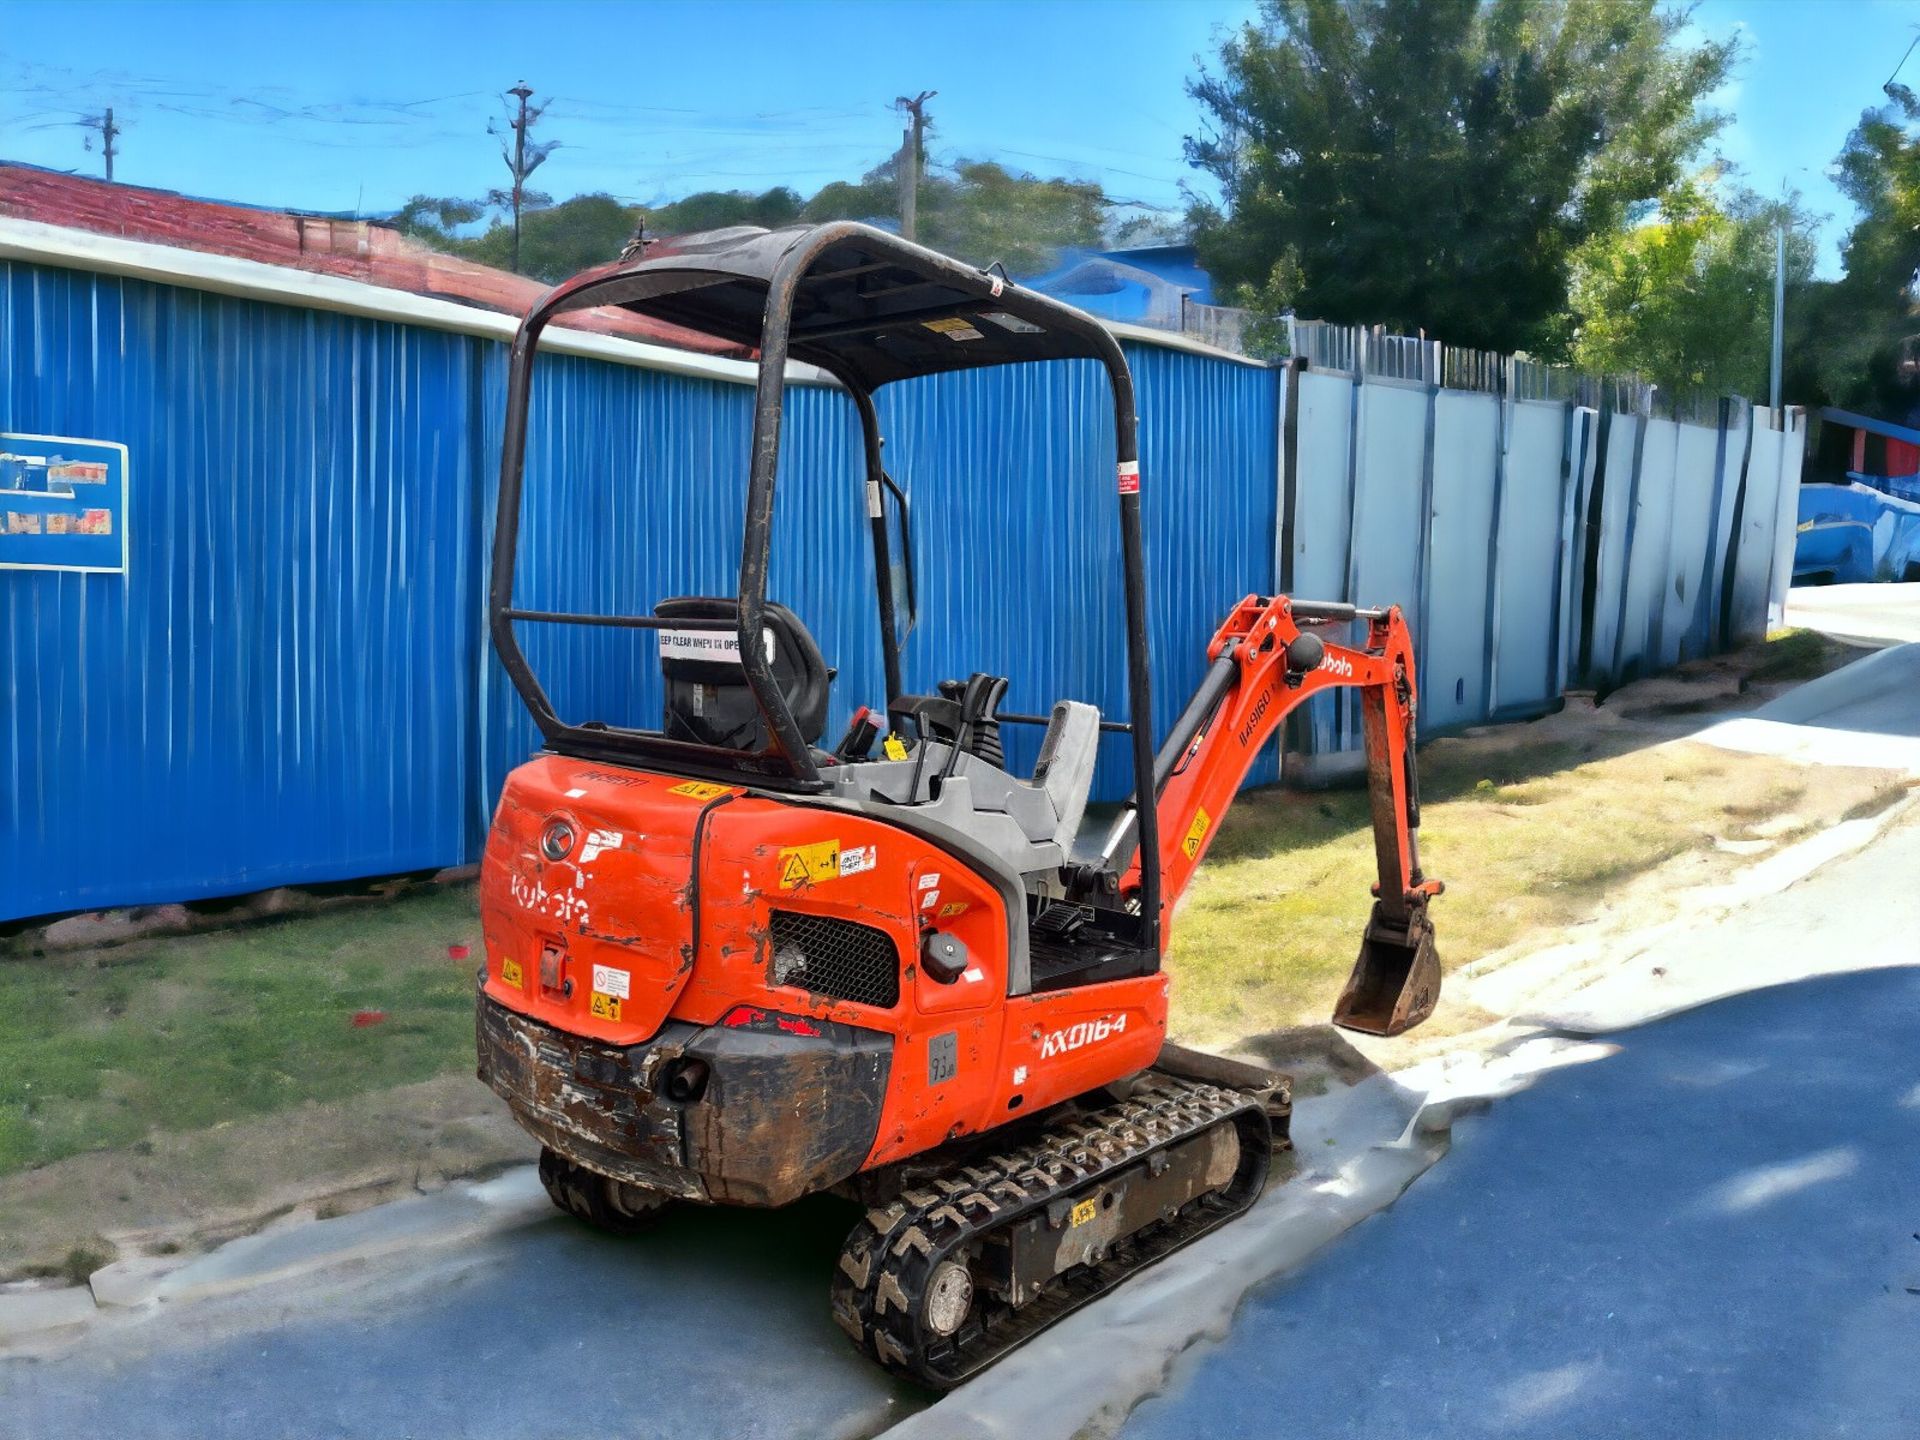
[834, 706, 881, 762]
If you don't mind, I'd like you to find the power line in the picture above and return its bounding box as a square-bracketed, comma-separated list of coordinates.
[1886, 29, 1920, 94]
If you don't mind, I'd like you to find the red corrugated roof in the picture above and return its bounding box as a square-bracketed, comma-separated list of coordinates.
[0, 163, 745, 357]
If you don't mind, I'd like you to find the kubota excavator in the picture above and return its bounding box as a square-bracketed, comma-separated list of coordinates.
[475, 222, 1441, 1388]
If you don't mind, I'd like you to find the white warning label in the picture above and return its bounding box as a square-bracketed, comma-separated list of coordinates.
[591, 964, 631, 1000]
[657, 628, 775, 665]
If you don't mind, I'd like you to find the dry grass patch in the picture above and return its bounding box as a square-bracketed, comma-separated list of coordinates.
[1166, 634, 1904, 1049]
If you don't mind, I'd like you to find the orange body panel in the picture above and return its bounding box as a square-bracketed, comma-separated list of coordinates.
[479, 754, 1167, 1177]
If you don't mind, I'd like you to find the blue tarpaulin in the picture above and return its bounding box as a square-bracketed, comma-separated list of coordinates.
[1793, 481, 1920, 585]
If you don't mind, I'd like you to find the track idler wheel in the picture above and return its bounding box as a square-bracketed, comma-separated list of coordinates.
[538, 1146, 675, 1235]
[1332, 898, 1440, 1036]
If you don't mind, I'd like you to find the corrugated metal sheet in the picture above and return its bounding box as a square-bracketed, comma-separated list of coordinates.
[882, 346, 1282, 795]
[1, 260, 479, 920]
[1, 251, 1803, 922]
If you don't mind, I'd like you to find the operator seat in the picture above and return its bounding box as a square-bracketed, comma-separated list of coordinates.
[828, 689, 1102, 880]
[656, 596, 832, 751]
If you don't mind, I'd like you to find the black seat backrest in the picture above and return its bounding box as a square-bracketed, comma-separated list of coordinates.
[655, 596, 831, 751]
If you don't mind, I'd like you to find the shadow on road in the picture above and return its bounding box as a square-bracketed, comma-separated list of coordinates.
[2, 1188, 924, 1440]
[1122, 966, 1920, 1440]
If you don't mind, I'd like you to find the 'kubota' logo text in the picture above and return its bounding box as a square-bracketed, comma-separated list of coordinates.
[1040, 1013, 1128, 1059]
[1319, 652, 1354, 679]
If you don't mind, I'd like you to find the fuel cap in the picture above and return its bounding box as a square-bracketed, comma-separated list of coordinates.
[922, 931, 968, 984]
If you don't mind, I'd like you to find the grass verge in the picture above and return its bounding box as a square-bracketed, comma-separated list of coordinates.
[0, 889, 481, 1177]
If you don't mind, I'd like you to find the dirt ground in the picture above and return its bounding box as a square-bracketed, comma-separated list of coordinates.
[0, 630, 1903, 1284]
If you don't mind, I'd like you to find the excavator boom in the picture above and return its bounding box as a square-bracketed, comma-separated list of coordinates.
[1126, 593, 1444, 1035]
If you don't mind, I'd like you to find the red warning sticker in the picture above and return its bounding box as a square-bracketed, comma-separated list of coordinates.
[1117, 461, 1141, 495]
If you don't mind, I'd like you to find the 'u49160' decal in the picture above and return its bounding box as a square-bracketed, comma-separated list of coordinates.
[1040, 1013, 1127, 1059]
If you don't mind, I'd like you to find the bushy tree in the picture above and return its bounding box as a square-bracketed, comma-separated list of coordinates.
[650, 187, 805, 235]
[1787, 88, 1920, 415]
[460, 193, 633, 280]
[392, 162, 1107, 284]
[1568, 171, 1816, 396]
[1186, 0, 1735, 355]
[391, 192, 634, 282]
[391, 194, 487, 245]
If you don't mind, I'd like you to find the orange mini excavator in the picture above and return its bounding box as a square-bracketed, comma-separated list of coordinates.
[475, 222, 1441, 1387]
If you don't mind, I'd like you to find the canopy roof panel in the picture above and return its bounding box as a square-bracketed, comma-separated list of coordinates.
[535, 222, 1116, 391]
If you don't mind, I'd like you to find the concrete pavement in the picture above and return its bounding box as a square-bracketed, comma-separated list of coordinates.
[1695, 640, 1920, 776]
[1786, 580, 1920, 647]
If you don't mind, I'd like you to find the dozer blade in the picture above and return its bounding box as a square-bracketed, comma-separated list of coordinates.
[1332, 898, 1440, 1036]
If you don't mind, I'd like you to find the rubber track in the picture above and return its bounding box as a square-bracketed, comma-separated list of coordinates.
[831, 1074, 1272, 1389]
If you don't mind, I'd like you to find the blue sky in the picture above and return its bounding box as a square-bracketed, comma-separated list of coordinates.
[0, 0, 1912, 277]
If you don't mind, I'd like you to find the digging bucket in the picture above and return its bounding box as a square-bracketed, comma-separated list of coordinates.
[1332, 899, 1440, 1037]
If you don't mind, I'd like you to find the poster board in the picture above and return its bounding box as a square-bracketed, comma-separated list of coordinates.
[0, 432, 129, 574]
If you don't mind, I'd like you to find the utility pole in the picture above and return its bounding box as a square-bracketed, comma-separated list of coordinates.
[489, 83, 555, 274]
[1769, 220, 1785, 411]
[894, 90, 934, 241]
[84, 108, 120, 182]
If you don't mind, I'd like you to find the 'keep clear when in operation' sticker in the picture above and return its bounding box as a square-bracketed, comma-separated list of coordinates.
[656, 628, 775, 664]
[668, 780, 733, 801]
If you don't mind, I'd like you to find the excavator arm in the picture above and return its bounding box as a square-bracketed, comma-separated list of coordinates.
[1120, 593, 1444, 1036]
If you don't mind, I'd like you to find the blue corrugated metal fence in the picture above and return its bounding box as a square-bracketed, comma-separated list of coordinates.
[0, 255, 1799, 922]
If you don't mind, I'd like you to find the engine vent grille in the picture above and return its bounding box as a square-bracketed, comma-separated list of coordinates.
[768, 910, 900, 1009]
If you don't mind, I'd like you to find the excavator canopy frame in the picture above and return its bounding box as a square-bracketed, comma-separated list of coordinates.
[489, 222, 1166, 949]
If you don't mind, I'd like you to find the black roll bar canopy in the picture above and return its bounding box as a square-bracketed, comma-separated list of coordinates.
[489, 221, 1163, 947]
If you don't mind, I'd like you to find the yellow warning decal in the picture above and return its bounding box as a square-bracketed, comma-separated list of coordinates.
[882, 733, 908, 761]
[938, 900, 968, 918]
[669, 780, 733, 800]
[1181, 806, 1212, 860]
[589, 991, 623, 1022]
[500, 957, 524, 990]
[1069, 1198, 1098, 1227]
[779, 839, 841, 888]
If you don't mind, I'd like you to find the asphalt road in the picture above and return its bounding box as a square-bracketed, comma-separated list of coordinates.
[1123, 963, 1920, 1436]
[0, 1189, 918, 1440]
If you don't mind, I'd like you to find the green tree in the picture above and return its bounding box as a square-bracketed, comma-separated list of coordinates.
[393, 160, 1108, 284]
[463, 193, 635, 280]
[391, 194, 486, 246]
[1185, 0, 1735, 354]
[650, 186, 805, 235]
[390, 192, 637, 282]
[1568, 171, 1816, 396]
[1787, 88, 1920, 414]
[923, 161, 1108, 274]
